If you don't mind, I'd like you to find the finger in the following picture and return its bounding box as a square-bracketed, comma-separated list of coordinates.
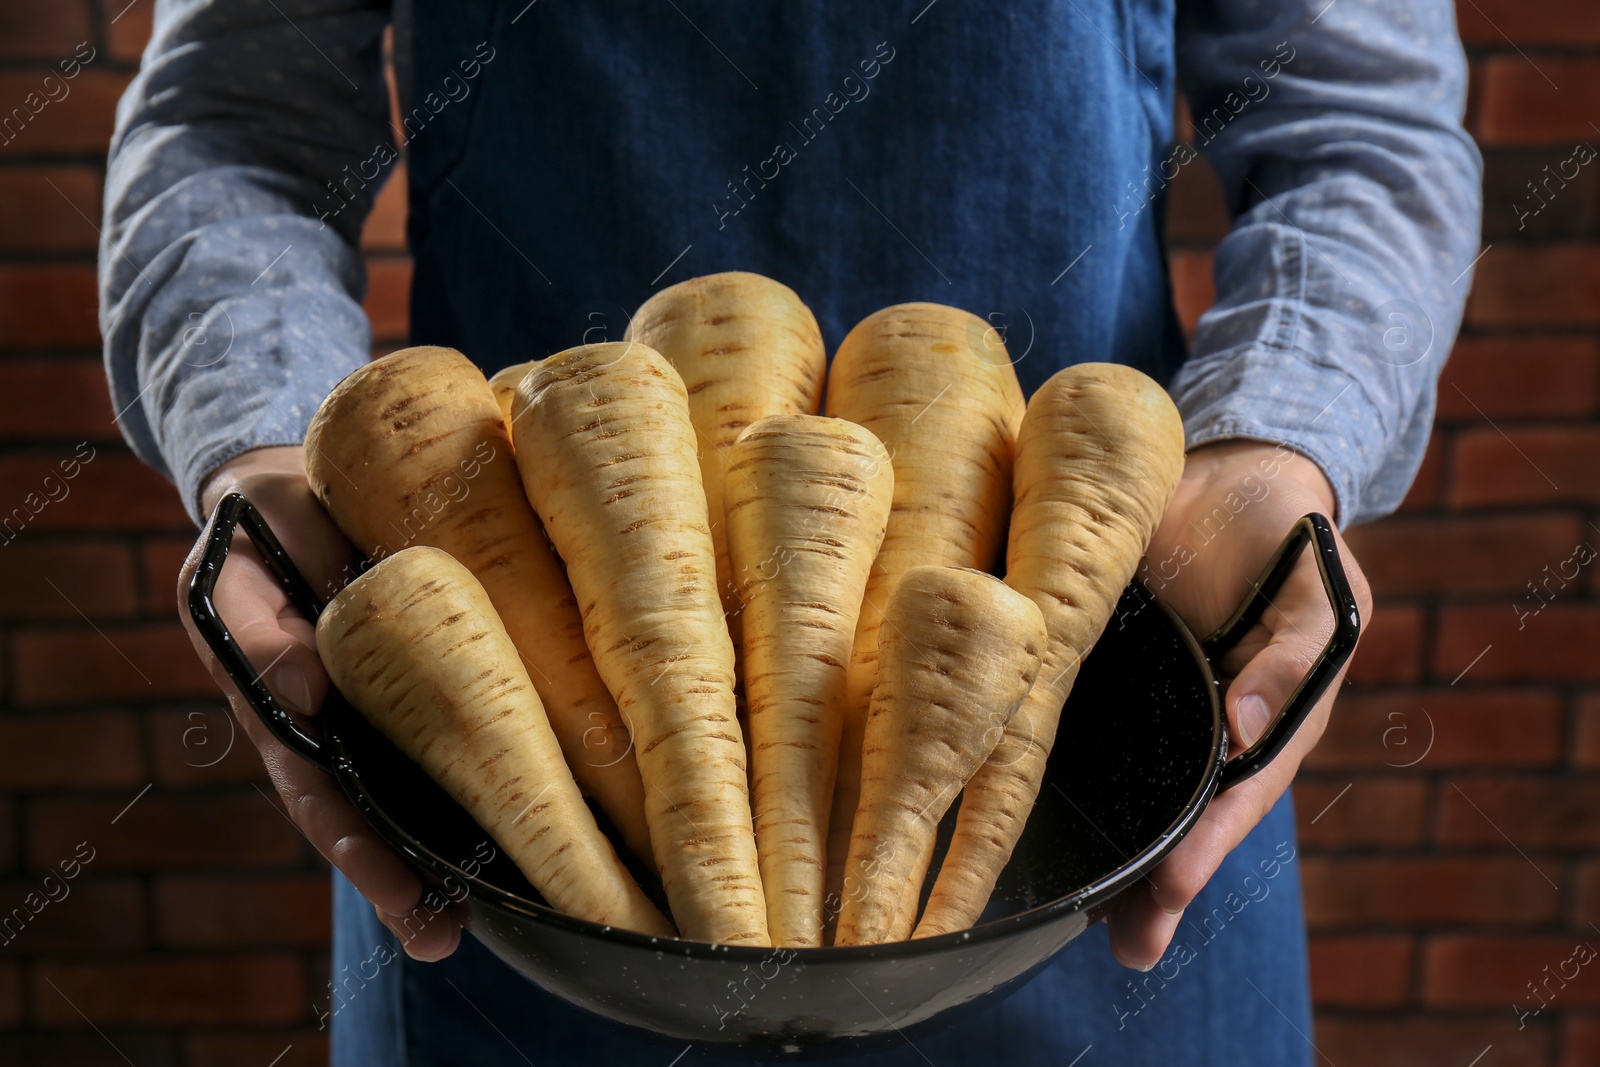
[1146, 549, 1353, 916]
[183, 539, 462, 959]
[376, 901, 465, 963]
[1145, 668, 1344, 916]
[1105, 881, 1184, 970]
[1144, 767, 1284, 916]
[226, 597, 457, 951]
[246, 669, 464, 960]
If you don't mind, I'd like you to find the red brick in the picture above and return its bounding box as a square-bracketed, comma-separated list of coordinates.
[1457, 1, 1600, 45]
[138, 537, 192, 617]
[12, 623, 213, 706]
[1435, 605, 1600, 683]
[1307, 689, 1563, 770]
[34, 956, 306, 1025]
[1424, 935, 1600, 1007]
[1566, 1016, 1600, 1067]
[1475, 58, 1600, 146]
[186, 1033, 327, 1067]
[0, 710, 144, 789]
[0, 358, 119, 441]
[1397, 431, 1444, 513]
[0, 167, 102, 254]
[362, 256, 412, 344]
[1579, 696, 1600, 768]
[27, 792, 306, 871]
[1167, 249, 1213, 338]
[1309, 934, 1413, 1007]
[105, 0, 155, 64]
[1482, 147, 1600, 240]
[148, 704, 270, 788]
[1344, 603, 1424, 685]
[1346, 513, 1584, 598]
[0, 963, 17, 1028]
[0, 265, 99, 349]
[1317, 1017, 1550, 1067]
[156, 874, 329, 948]
[361, 164, 408, 253]
[1579, 862, 1600, 924]
[0, 1033, 176, 1067]
[1295, 778, 1429, 847]
[1467, 245, 1600, 327]
[1437, 778, 1600, 850]
[1164, 155, 1228, 245]
[1451, 425, 1600, 507]
[0, 877, 145, 952]
[0, 799, 17, 873]
[0, 541, 138, 620]
[0, 71, 129, 156]
[0, 452, 190, 535]
[0, 4, 91, 60]
[1301, 857, 1561, 928]
[1439, 337, 1600, 420]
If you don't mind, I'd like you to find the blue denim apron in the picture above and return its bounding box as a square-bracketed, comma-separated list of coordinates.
[331, 1, 1312, 1061]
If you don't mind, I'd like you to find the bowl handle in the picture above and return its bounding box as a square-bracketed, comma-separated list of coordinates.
[1200, 513, 1361, 789]
[187, 489, 335, 773]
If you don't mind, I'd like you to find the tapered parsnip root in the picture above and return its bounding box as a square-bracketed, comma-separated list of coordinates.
[513, 342, 769, 946]
[890, 837, 936, 935]
[723, 414, 893, 947]
[914, 363, 1185, 938]
[303, 347, 652, 866]
[488, 360, 535, 434]
[834, 566, 1044, 946]
[626, 273, 827, 643]
[316, 546, 672, 936]
[821, 304, 1025, 926]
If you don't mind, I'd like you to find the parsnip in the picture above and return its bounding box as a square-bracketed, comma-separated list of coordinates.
[625, 272, 827, 641]
[723, 414, 893, 947]
[821, 303, 1025, 923]
[303, 347, 652, 866]
[513, 341, 768, 946]
[915, 363, 1185, 937]
[488, 360, 535, 433]
[316, 546, 672, 936]
[834, 566, 1044, 946]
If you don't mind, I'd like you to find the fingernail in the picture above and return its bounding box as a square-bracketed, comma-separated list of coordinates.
[274, 663, 311, 716]
[1237, 693, 1272, 748]
[1135, 962, 1156, 972]
[375, 906, 449, 962]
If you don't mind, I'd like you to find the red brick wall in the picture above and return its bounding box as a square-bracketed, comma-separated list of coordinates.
[0, 3, 1593, 1064]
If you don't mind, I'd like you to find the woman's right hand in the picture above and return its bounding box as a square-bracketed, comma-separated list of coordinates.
[179, 445, 464, 961]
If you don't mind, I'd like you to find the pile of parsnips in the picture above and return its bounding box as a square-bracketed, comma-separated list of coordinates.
[305, 271, 1186, 949]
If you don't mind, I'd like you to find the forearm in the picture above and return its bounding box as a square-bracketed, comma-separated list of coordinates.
[1170, 0, 1482, 525]
[101, 0, 393, 523]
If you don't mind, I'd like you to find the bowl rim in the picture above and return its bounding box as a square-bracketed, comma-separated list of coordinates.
[331, 587, 1231, 962]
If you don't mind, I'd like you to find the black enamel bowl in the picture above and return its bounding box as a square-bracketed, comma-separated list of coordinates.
[190, 492, 1358, 1057]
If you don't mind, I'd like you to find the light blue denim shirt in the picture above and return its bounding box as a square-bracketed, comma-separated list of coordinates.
[101, 0, 1482, 528]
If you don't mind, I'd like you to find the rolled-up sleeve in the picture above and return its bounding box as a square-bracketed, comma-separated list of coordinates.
[101, 0, 393, 523]
[1170, 0, 1483, 525]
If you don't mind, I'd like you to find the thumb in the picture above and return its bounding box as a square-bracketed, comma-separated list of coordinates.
[229, 609, 328, 720]
[1224, 617, 1326, 754]
[196, 535, 332, 723]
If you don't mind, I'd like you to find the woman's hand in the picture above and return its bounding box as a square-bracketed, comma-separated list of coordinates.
[178, 446, 464, 961]
[1103, 440, 1371, 968]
